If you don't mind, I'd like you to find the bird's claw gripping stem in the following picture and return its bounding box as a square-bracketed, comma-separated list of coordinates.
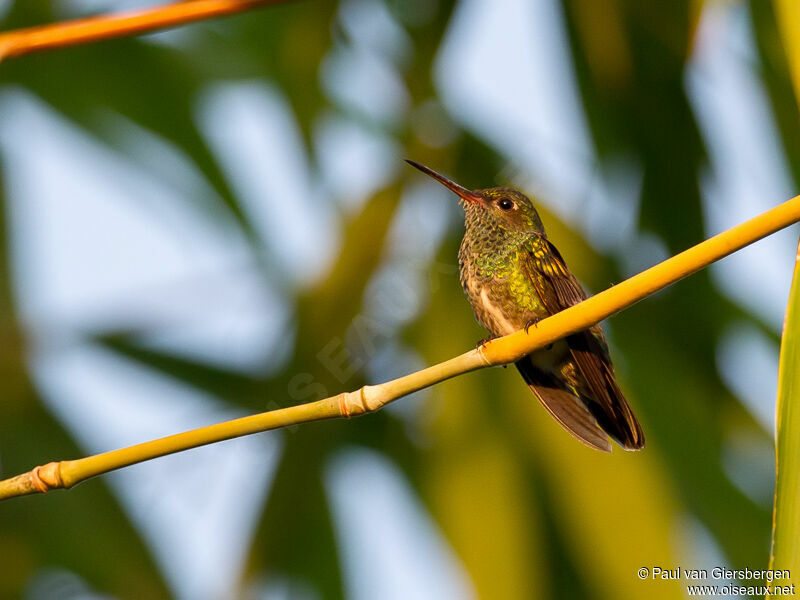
[524, 318, 541, 333]
[476, 335, 495, 349]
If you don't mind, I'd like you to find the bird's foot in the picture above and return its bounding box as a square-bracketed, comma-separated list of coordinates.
[476, 335, 495, 349]
[524, 317, 542, 333]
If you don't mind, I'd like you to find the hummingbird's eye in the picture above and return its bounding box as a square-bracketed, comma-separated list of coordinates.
[498, 198, 514, 211]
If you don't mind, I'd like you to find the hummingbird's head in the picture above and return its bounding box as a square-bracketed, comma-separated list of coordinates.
[406, 160, 545, 236]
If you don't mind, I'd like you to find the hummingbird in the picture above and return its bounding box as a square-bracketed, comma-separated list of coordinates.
[407, 160, 644, 452]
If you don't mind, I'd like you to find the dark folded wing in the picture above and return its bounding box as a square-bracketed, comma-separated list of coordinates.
[523, 236, 645, 450]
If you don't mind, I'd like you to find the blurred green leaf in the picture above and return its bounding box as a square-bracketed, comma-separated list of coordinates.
[769, 241, 800, 591]
[750, 1, 800, 185]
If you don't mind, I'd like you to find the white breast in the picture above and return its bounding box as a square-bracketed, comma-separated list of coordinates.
[478, 287, 569, 371]
[479, 288, 518, 336]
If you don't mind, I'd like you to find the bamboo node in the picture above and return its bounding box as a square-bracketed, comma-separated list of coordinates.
[338, 392, 351, 418]
[338, 387, 374, 417]
[360, 386, 371, 412]
[42, 462, 65, 489]
[30, 468, 47, 493]
[30, 463, 63, 493]
[476, 345, 492, 366]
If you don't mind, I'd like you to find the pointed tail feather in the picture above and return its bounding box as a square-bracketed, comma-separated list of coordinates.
[567, 333, 645, 451]
[515, 358, 612, 452]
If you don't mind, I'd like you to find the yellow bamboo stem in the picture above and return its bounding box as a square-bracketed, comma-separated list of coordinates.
[768, 236, 800, 598]
[1, 195, 799, 501]
[768, 5, 800, 596]
[0, 0, 290, 62]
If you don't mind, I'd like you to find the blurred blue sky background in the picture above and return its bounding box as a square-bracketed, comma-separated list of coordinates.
[1, 0, 797, 598]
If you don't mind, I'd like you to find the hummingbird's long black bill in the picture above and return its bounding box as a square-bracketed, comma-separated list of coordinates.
[405, 160, 483, 203]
